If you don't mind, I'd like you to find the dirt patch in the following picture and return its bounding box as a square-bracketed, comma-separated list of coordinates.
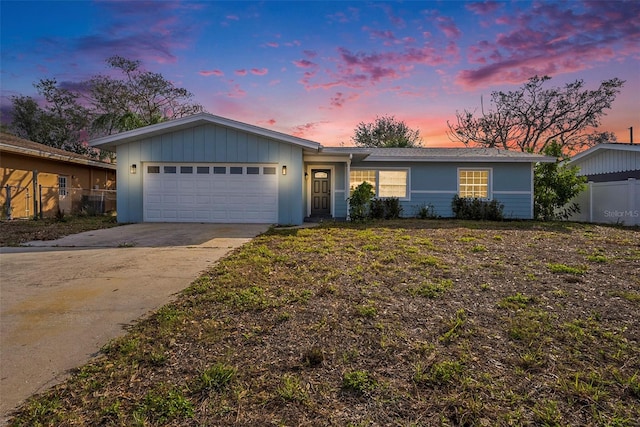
[8, 220, 640, 426]
[0, 216, 119, 246]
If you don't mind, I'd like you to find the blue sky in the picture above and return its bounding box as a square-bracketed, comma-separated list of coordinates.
[1, 0, 638, 146]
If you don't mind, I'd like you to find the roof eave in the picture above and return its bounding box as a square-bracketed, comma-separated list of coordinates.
[361, 155, 556, 163]
[0, 143, 116, 169]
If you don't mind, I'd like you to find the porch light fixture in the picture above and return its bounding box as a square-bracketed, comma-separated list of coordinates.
[282, 165, 287, 175]
[130, 164, 137, 174]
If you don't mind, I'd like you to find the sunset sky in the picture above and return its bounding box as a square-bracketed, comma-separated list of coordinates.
[1, 0, 638, 147]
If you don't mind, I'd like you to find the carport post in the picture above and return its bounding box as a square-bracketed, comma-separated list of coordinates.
[39, 184, 44, 219]
[4, 184, 11, 220]
[32, 169, 38, 220]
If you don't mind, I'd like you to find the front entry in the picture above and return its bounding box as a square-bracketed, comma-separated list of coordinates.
[311, 169, 331, 217]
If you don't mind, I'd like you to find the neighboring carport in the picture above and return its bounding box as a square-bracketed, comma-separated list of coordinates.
[0, 223, 270, 420]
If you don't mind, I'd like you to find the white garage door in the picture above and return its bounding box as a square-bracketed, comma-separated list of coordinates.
[143, 163, 278, 223]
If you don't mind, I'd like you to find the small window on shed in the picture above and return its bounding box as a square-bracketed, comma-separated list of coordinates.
[164, 166, 177, 174]
[213, 167, 226, 174]
[196, 166, 209, 174]
[263, 167, 276, 175]
[180, 166, 193, 174]
[230, 167, 243, 175]
[147, 166, 160, 174]
[247, 167, 260, 175]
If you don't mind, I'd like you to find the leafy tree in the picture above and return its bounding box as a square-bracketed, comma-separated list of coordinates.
[11, 80, 95, 156]
[10, 95, 47, 142]
[534, 141, 587, 221]
[352, 115, 422, 147]
[9, 56, 205, 157]
[448, 76, 624, 154]
[89, 56, 204, 135]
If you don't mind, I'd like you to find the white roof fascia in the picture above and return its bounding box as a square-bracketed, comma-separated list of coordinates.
[90, 113, 321, 151]
[0, 143, 116, 170]
[360, 154, 556, 163]
[304, 153, 353, 163]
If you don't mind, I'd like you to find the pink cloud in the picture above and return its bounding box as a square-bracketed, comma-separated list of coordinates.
[293, 59, 315, 68]
[266, 42, 279, 48]
[250, 68, 268, 76]
[296, 39, 458, 91]
[465, 2, 503, 15]
[329, 92, 359, 108]
[436, 16, 462, 39]
[291, 121, 327, 138]
[199, 69, 224, 77]
[456, 1, 640, 89]
[303, 50, 318, 58]
[327, 7, 359, 24]
[259, 118, 277, 126]
[235, 69, 247, 76]
[226, 83, 246, 98]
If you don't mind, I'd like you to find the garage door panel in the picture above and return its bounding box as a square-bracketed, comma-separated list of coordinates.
[144, 163, 278, 223]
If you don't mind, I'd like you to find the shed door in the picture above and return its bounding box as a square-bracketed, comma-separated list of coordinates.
[143, 164, 278, 223]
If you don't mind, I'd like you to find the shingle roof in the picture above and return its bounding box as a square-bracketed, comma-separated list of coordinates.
[0, 132, 116, 169]
[321, 146, 555, 163]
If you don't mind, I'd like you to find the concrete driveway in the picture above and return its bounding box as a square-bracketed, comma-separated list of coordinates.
[0, 223, 270, 420]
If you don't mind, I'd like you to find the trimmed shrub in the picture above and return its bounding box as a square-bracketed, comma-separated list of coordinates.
[349, 182, 374, 221]
[451, 195, 504, 220]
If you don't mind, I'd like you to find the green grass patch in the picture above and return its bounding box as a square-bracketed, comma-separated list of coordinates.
[410, 278, 453, 298]
[342, 370, 377, 394]
[547, 262, 587, 274]
[498, 292, 536, 310]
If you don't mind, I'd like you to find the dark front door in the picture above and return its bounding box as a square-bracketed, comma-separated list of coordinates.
[311, 169, 331, 217]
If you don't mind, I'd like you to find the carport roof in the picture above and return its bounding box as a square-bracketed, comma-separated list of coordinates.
[89, 112, 322, 151]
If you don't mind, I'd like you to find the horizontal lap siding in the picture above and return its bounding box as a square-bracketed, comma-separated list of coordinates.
[349, 161, 534, 219]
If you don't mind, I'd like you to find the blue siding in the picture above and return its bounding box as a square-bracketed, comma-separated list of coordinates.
[348, 161, 534, 219]
[116, 123, 306, 224]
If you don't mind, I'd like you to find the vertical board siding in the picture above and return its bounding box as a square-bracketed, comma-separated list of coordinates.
[193, 126, 205, 160]
[183, 128, 194, 161]
[116, 123, 306, 224]
[577, 149, 640, 175]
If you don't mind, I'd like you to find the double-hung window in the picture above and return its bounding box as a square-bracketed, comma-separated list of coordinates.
[458, 169, 490, 198]
[58, 176, 68, 196]
[350, 169, 408, 199]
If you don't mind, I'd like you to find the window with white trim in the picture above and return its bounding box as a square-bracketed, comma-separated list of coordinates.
[350, 169, 408, 199]
[350, 170, 376, 191]
[459, 169, 489, 198]
[58, 176, 67, 196]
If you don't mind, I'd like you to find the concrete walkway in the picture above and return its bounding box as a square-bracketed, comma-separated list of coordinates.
[0, 223, 270, 421]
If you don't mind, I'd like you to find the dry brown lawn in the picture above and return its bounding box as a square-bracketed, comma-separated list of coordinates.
[8, 220, 640, 426]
